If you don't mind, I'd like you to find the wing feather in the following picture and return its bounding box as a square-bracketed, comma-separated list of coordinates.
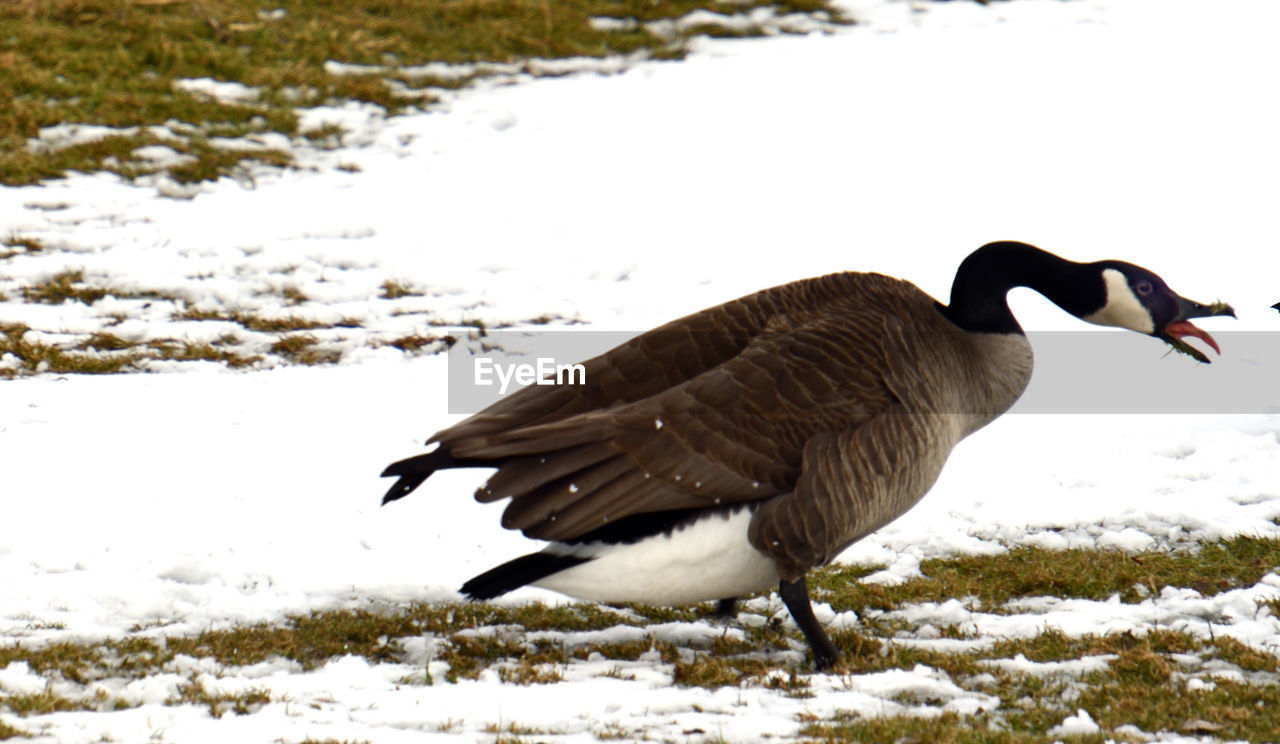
[428, 272, 943, 542]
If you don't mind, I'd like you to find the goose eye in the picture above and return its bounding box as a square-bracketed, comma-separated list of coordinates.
[1135, 280, 1154, 296]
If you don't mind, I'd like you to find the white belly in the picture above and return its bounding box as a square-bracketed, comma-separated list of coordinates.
[532, 507, 780, 605]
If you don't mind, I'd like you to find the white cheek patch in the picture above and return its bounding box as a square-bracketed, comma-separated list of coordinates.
[1082, 268, 1155, 333]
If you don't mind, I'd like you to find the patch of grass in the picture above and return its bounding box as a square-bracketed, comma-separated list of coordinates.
[0, 689, 87, 717]
[386, 333, 451, 353]
[801, 711, 1109, 744]
[812, 536, 1280, 614]
[436, 633, 530, 683]
[2, 236, 44, 251]
[167, 610, 418, 669]
[0, 642, 104, 687]
[151, 338, 262, 368]
[1262, 595, 1280, 622]
[279, 285, 309, 305]
[302, 123, 347, 149]
[0, 323, 139, 376]
[1074, 658, 1280, 742]
[73, 332, 139, 352]
[496, 649, 567, 684]
[0, 323, 271, 376]
[0, 719, 30, 739]
[806, 624, 1280, 743]
[983, 628, 1196, 666]
[379, 279, 419, 299]
[237, 314, 330, 333]
[959, 628, 1280, 742]
[176, 307, 329, 332]
[0, 579, 1277, 742]
[1, 235, 45, 260]
[270, 334, 342, 365]
[1, 533, 1274, 735]
[16, 270, 183, 306]
[486, 722, 558, 744]
[593, 722, 637, 740]
[170, 679, 272, 719]
[673, 651, 812, 695]
[167, 139, 293, 184]
[19, 270, 107, 305]
[0, 0, 846, 185]
[824, 627, 983, 679]
[1211, 635, 1279, 673]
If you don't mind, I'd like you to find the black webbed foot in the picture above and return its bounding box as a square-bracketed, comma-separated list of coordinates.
[778, 576, 839, 671]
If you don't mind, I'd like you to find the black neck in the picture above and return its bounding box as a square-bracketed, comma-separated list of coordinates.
[940, 241, 1103, 334]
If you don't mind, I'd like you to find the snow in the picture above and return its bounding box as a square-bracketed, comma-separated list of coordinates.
[2, 0, 1280, 741]
[173, 78, 260, 104]
[1048, 708, 1102, 737]
[980, 653, 1118, 678]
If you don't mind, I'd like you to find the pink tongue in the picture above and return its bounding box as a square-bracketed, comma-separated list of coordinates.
[1166, 320, 1221, 355]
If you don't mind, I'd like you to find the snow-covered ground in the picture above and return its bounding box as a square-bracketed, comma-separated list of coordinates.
[2, 0, 1280, 741]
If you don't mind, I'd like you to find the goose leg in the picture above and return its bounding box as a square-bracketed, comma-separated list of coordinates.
[714, 598, 738, 619]
[778, 577, 839, 671]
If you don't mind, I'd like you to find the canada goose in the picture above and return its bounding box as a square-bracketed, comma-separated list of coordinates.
[380, 241, 1234, 670]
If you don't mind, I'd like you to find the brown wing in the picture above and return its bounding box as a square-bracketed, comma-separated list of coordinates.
[433, 272, 937, 542]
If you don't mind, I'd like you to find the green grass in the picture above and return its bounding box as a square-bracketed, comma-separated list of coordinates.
[269, 333, 343, 365]
[151, 338, 263, 368]
[386, 332, 453, 352]
[0, 0, 846, 185]
[170, 679, 273, 719]
[804, 628, 1280, 744]
[0, 235, 45, 260]
[174, 307, 328, 332]
[379, 279, 420, 300]
[17, 270, 184, 306]
[19, 270, 109, 305]
[3, 537, 1277, 741]
[0, 280, 568, 376]
[801, 712, 1105, 744]
[1, 323, 139, 375]
[810, 535, 1280, 613]
[0, 719, 30, 740]
[0, 322, 264, 376]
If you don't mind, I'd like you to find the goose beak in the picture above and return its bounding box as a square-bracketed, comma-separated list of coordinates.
[1156, 296, 1235, 363]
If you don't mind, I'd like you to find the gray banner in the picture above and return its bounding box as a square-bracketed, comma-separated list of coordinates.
[445, 330, 1280, 415]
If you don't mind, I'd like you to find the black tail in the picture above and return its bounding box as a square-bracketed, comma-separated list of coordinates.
[459, 552, 590, 600]
[379, 448, 488, 505]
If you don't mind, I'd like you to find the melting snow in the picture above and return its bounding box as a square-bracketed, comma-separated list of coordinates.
[2, 0, 1280, 741]
[1048, 708, 1103, 737]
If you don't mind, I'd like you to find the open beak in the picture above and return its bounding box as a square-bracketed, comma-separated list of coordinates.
[1156, 296, 1236, 363]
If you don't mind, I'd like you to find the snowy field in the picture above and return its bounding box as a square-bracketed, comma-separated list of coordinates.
[3, 0, 1280, 741]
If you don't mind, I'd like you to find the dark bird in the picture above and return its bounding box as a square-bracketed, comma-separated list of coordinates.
[380, 241, 1235, 670]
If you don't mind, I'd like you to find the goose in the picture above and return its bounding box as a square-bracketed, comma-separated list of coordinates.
[380, 241, 1234, 670]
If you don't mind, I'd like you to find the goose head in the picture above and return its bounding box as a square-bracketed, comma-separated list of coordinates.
[1080, 261, 1236, 363]
[945, 242, 1236, 363]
